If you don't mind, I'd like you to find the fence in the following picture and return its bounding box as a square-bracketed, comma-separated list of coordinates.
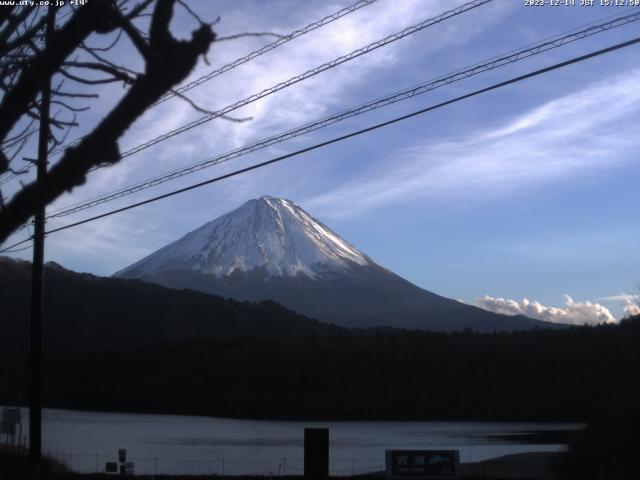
[48, 452, 386, 476]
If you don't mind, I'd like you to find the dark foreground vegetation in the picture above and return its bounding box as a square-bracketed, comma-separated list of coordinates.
[1, 317, 638, 421]
[558, 410, 640, 480]
[2, 258, 639, 478]
[0, 257, 345, 356]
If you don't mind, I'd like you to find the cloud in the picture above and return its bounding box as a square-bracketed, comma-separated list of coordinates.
[596, 294, 640, 319]
[475, 294, 617, 325]
[307, 67, 640, 218]
[623, 300, 640, 318]
[597, 294, 638, 302]
[46, 0, 510, 215]
[19, 0, 513, 270]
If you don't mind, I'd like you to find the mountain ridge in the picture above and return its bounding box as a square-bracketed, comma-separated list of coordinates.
[0, 256, 346, 354]
[116, 196, 562, 332]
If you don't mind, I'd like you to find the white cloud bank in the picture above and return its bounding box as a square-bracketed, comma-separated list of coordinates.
[597, 294, 640, 319]
[623, 300, 640, 318]
[475, 294, 617, 325]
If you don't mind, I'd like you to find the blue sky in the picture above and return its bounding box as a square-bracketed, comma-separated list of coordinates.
[3, 0, 640, 322]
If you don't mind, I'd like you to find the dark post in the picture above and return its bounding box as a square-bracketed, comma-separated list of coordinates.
[304, 428, 329, 479]
[29, 6, 55, 470]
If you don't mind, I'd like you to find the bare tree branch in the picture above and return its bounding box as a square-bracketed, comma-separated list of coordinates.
[81, 29, 124, 52]
[0, 15, 46, 56]
[0, 0, 216, 243]
[0, 6, 17, 27]
[52, 90, 100, 99]
[0, 0, 123, 149]
[176, 0, 210, 26]
[169, 88, 252, 122]
[58, 69, 122, 85]
[50, 100, 90, 113]
[125, 0, 156, 19]
[79, 43, 143, 77]
[0, 7, 32, 45]
[62, 61, 137, 84]
[112, 9, 153, 60]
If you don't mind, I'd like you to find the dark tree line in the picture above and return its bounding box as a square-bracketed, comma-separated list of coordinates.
[1, 317, 638, 422]
[0, 256, 346, 356]
[1, 257, 638, 421]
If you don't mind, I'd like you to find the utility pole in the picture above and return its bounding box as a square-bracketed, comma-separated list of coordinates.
[29, 5, 55, 473]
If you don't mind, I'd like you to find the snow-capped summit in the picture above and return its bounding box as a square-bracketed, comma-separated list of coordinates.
[116, 196, 558, 332]
[115, 196, 371, 280]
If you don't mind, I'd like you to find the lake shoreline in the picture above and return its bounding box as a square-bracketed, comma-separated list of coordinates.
[0, 407, 578, 476]
[1, 448, 565, 480]
[1, 402, 588, 424]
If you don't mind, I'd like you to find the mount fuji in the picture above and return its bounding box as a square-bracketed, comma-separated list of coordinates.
[115, 196, 554, 332]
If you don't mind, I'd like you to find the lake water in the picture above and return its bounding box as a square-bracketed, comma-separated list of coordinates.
[3, 407, 581, 476]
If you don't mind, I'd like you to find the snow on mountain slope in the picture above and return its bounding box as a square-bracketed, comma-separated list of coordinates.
[114, 195, 560, 332]
[115, 196, 372, 279]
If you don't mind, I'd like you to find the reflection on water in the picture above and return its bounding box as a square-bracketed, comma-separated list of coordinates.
[6, 407, 581, 475]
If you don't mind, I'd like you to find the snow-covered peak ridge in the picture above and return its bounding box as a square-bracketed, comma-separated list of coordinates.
[115, 196, 372, 279]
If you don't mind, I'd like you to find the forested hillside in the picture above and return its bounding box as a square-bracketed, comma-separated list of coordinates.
[2, 317, 637, 421]
[0, 257, 345, 354]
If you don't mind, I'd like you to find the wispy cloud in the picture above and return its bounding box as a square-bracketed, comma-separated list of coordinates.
[597, 293, 639, 302]
[307, 67, 640, 218]
[476, 294, 617, 325]
[47, 0, 510, 214]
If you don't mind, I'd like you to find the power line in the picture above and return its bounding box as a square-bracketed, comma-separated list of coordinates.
[46, 0, 380, 158]
[0, 127, 47, 185]
[42, 10, 640, 221]
[2, 34, 634, 254]
[153, 0, 379, 107]
[1, 242, 34, 254]
[1, 236, 33, 253]
[112, 0, 492, 161]
[51, 0, 493, 170]
[39, 0, 502, 216]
